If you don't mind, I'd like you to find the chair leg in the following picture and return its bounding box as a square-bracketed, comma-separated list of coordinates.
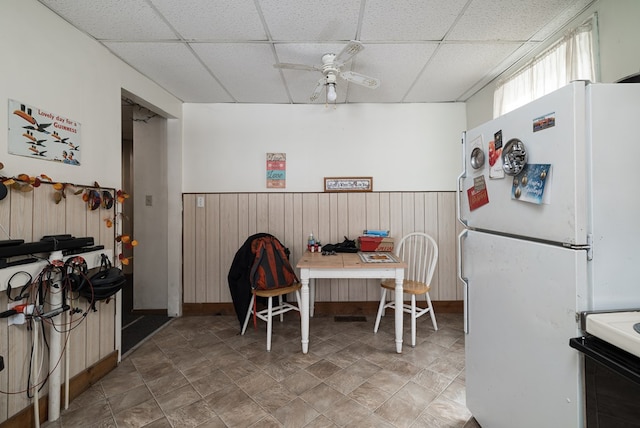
[426, 292, 438, 331]
[411, 294, 417, 347]
[253, 294, 258, 329]
[266, 297, 273, 352]
[241, 294, 255, 335]
[374, 288, 387, 333]
[278, 295, 284, 322]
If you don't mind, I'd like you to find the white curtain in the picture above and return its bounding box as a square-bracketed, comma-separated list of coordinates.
[494, 17, 596, 117]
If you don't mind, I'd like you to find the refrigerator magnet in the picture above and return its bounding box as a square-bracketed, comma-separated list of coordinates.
[468, 176, 489, 211]
[469, 135, 485, 170]
[511, 164, 552, 204]
[488, 138, 505, 179]
[494, 130, 503, 149]
[471, 147, 485, 169]
[502, 138, 528, 176]
[533, 112, 556, 132]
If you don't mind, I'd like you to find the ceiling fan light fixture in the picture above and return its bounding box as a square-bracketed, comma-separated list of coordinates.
[327, 83, 337, 102]
[275, 40, 378, 104]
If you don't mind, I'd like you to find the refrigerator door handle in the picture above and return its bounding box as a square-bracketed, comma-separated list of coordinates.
[564, 234, 593, 261]
[458, 229, 469, 334]
[457, 132, 468, 227]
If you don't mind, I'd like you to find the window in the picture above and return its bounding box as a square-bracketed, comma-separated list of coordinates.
[493, 16, 597, 117]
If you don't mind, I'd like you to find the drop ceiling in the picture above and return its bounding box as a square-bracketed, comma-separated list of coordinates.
[38, 0, 595, 104]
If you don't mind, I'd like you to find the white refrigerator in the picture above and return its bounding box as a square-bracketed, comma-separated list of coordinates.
[457, 81, 640, 428]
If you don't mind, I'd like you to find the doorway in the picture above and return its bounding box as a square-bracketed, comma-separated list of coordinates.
[120, 97, 170, 355]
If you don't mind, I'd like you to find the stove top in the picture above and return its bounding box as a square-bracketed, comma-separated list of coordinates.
[586, 311, 640, 359]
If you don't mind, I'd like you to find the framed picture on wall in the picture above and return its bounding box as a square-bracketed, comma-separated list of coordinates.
[324, 177, 373, 192]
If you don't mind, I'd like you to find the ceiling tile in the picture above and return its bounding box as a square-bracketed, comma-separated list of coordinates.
[405, 43, 520, 102]
[274, 42, 353, 67]
[40, 0, 176, 40]
[150, 0, 267, 40]
[346, 44, 438, 103]
[360, 0, 468, 41]
[527, 0, 594, 41]
[192, 43, 289, 103]
[259, 0, 362, 41]
[448, 0, 578, 41]
[104, 42, 233, 102]
[37, 0, 597, 104]
[455, 41, 540, 100]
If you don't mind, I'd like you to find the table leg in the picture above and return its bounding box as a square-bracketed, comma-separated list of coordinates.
[395, 268, 404, 353]
[310, 279, 315, 317]
[300, 269, 310, 354]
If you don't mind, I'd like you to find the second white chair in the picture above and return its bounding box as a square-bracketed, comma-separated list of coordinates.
[373, 232, 438, 347]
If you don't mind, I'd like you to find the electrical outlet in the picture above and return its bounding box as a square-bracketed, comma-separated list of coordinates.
[197, 196, 205, 208]
[145, 195, 152, 206]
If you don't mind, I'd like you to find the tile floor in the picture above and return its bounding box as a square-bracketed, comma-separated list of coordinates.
[43, 312, 480, 427]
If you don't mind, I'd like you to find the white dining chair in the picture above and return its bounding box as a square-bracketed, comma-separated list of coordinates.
[241, 284, 302, 352]
[240, 235, 302, 352]
[373, 232, 438, 347]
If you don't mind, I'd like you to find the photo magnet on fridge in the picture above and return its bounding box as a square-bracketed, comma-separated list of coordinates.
[468, 175, 489, 211]
[489, 130, 505, 179]
[533, 113, 556, 132]
[511, 164, 552, 204]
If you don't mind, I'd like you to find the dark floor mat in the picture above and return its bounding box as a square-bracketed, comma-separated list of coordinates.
[122, 314, 171, 355]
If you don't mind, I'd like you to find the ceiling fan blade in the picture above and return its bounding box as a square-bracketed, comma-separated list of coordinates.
[273, 62, 320, 72]
[339, 71, 380, 89]
[333, 40, 364, 66]
[309, 78, 325, 102]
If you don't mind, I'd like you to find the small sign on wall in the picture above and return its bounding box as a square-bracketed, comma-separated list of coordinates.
[267, 153, 286, 188]
[8, 99, 82, 165]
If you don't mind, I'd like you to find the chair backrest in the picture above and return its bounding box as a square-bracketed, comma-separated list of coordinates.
[395, 232, 438, 285]
[250, 235, 299, 290]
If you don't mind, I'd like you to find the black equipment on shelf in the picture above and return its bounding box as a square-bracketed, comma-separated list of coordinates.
[0, 236, 95, 268]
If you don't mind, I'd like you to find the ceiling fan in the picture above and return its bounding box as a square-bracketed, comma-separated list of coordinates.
[274, 40, 380, 102]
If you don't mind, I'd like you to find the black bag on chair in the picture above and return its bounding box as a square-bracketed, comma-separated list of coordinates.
[228, 233, 293, 330]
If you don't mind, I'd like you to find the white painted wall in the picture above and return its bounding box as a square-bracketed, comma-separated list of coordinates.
[183, 103, 467, 193]
[0, 1, 182, 187]
[596, 0, 640, 83]
[465, 84, 496, 130]
[1, 1, 183, 318]
[133, 112, 168, 310]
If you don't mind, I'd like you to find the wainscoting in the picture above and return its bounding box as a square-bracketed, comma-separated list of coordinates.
[183, 192, 463, 310]
[0, 183, 116, 423]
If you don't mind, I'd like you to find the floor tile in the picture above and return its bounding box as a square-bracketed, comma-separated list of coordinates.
[113, 398, 164, 427]
[348, 381, 391, 411]
[273, 397, 320, 427]
[375, 381, 438, 427]
[251, 383, 297, 413]
[164, 399, 218, 427]
[107, 383, 153, 414]
[44, 313, 476, 428]
[322, 397, 371, 426]
[424, 396, 473, 427]
[300, 382, 345, 413]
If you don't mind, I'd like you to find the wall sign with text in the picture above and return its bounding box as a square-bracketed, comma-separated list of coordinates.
[8, 99, 82, 165]
[267, 153, 286, 188]
[324, 177, 373, 192]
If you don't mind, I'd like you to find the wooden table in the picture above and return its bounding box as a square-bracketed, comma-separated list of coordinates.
[296, 252, 406, 354]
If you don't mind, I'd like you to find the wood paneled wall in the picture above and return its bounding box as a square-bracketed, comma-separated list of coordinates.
[0, 184, 116, 422]
[183, 192, 462, 305]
